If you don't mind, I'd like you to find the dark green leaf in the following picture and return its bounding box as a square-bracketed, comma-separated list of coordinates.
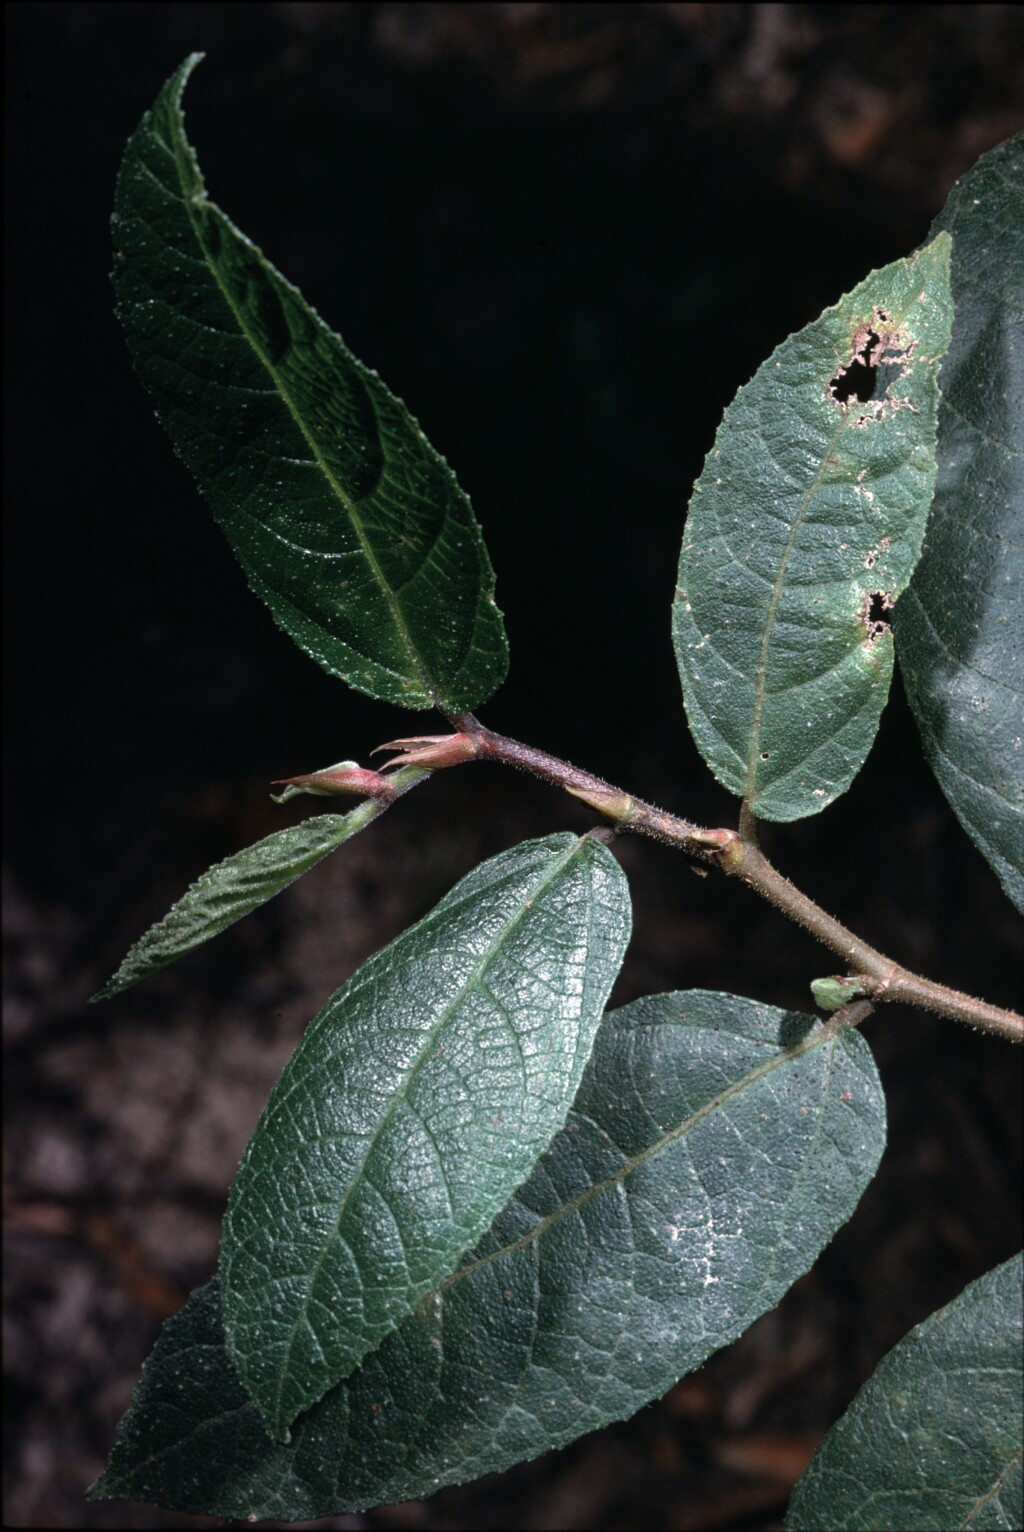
[91, 766, 427, 1001]
[113, 56, 508, 711]
[674, 237, 953, 821]
[220, 832, 631, 1438]
[92, 992, 885, 1517]
[896, 135, 1024, 912]
[787, 1253, 1023, 1531]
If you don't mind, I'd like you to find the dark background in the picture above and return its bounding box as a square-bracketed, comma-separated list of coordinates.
[4, 5, 1023, 1528]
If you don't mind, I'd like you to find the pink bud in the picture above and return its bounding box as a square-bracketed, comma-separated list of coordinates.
[371, 733, 483, 771]
[271, 761, 395, 803]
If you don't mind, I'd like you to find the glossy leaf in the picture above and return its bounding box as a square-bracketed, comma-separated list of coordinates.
[113, 56, 508, 711]
[91, 766, 427, 1001]
[674, 237, 953, 821]
[220, 832, 631, 1439]
[896, 135, 1024, 912]
[787, 1252, 1023, 1531]
[92, 991, 885, 1517]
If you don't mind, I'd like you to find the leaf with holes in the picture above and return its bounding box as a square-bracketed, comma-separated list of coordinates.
[91, 991, 885, 1518]
[896, 134, 1024, 913]
[219, 832, 631, 1439]
[787, 1252, 1023, 1531]
[112, 55, 507, 710]
[674, 237, 953, 821]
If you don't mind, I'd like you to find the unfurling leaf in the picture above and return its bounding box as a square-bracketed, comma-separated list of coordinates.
[91, 780, 424, 1001]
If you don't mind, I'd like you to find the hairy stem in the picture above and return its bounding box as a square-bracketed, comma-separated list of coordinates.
[732, 841, 1022, 1041]
[439, 715, 1023, 1044]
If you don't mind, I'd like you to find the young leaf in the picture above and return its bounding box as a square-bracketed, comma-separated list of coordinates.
[220, 832, 631, 1439]
[112, 56, 508, 711]
[786, 1252, 1023, 1531]
[896, 134, 1024, 913]
[91, 767, 427, 1002]
[674, 237, 953, 821]
[92, 991, 885, 1518]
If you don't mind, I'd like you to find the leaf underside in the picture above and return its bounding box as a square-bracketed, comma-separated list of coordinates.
[896, 133, 1024, 913]
[219, 832, 631, 1439]
[112, 55, 508, 711]
[787, 1252, 1023, 1531]
[674, 236, 953, 822]
[92, 991, 885, 1518]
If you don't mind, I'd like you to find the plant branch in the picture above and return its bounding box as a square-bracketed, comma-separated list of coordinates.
[731, 841, 1023, 1042]
[379, 716, 1024, 1044]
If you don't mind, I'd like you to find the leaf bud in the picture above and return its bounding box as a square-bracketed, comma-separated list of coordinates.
[271, 761, 395, 803]
[371, 733, 483, 770]
[811, 975, 868, 1013]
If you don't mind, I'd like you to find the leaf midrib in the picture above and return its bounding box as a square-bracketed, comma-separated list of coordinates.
[436, 1016, 843, 1300]
[159, 106, 439, 705]
[741, 413, 846, 810]
[741, 283, 934, 814]
[245, 835, 595, 1433]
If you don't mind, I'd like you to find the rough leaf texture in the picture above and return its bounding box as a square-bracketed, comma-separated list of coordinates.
[674, 237, 953, 821]
[896, 134, 1024, 912]
[91, 767, 426, 1001]
[787, 1253, 1023, 1531]
[93, 992, 885, 1518]
[220, 833, 631, 1438]
[112, 55, 508, 710]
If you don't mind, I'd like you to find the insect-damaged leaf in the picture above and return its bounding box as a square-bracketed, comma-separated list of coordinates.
[219, 833, 630, 1439]
[787, 1253, 1023, 1531]
[112, 56, 508, 711]
[896, 133, 1024, 913]
[92, 992, 885, 1518]
[674, 237, 953, 821]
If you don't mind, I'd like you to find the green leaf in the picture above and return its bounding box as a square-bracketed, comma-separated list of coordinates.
[786, 1252, 1023, 1531]
[895, 135, 1024, 913]
[113, 56, 508, 711]
[92, 992, 885, 1517]
[674, 237, 953, 821]
[220, 832, 631, 1439]
[91, 767, 427, 1002]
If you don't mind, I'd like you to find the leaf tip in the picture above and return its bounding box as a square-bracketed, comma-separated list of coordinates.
[165, 51, 207, 107]
[89, 968, 131, 1004]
